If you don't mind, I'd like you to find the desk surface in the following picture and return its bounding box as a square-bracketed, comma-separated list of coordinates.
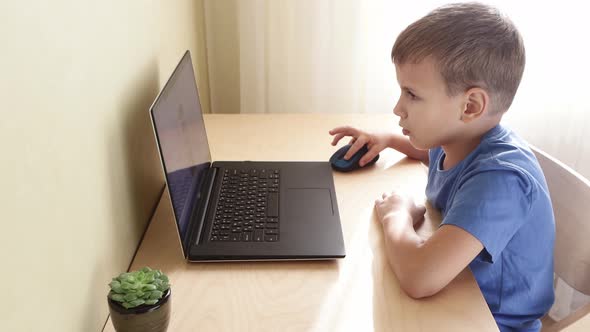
[104, 114, 497, 332]
[563, 314, 590, 332]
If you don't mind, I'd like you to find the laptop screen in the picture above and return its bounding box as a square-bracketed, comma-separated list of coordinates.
[150, 51, 211, 244]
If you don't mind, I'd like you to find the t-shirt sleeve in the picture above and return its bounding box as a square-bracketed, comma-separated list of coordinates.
[442, 170, 533, 263]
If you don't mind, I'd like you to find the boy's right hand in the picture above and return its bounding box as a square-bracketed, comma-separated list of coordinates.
[329, 126, 389, 167]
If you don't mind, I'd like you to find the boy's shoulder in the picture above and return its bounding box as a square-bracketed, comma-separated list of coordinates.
[445, 125, 540, 177]
[429, 124, 547, 195]
[468, 125, 542, 180]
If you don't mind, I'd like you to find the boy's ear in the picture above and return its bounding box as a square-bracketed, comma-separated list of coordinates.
[461, 87, 489, 122]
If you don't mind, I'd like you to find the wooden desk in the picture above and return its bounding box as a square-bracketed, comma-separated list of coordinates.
[104, 114, 497, 332]
[563, 313, 590, 332]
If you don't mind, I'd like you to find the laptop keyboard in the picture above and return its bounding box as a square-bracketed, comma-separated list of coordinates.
[210, 168, 280, 242]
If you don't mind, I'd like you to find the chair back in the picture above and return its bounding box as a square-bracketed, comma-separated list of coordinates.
[532, 146, 590, 295]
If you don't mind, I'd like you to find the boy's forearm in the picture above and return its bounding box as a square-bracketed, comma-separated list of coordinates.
[382, 215, 484, 300]
[387, 134, 429, 164]
[381, 213, 434, 298]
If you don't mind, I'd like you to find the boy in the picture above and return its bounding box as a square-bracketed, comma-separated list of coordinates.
[329, 3, 555, 331]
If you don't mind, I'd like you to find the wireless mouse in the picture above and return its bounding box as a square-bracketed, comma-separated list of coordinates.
[330, 144, 379, 172]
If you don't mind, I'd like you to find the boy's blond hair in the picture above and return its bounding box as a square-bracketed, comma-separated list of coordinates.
[391, 2, 525, 114]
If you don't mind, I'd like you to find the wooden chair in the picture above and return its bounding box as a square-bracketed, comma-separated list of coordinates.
[531, 146, 590, 331]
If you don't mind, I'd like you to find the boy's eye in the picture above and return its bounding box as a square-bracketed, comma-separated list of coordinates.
[405, 90, 417, 100]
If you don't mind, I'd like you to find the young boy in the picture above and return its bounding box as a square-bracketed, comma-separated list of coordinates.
[329, 3, 555, 331]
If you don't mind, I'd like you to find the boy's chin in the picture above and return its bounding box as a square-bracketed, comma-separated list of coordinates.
[408, 137, 431, 151]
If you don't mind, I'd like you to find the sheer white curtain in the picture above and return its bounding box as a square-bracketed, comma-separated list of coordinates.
[202, 0, 590, 179]
[204, 0, 369, 114]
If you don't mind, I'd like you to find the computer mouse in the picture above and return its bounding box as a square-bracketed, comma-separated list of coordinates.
[330, 144, 379, 172]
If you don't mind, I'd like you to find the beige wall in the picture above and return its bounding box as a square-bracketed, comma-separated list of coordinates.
[0, 1, 208, 331]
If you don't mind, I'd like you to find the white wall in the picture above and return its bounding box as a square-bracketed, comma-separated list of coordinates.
[0, 1, 208, 331]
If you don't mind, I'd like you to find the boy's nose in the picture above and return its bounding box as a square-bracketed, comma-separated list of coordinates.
[393, 101, 406, 119]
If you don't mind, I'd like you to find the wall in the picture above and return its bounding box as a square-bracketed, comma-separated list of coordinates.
[0, 0, 207, 331]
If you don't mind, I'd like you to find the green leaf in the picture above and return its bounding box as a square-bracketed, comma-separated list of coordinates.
[124, 293, 138, 302]
[143, 284, 157, 291]
[111, 285, 124, 294]
[110, 294, 125, 302]
[149, 290, 163, 300]
[145, 299, 158, 305]
[121, 300, 144, 309]
[128, 299, 145, 308]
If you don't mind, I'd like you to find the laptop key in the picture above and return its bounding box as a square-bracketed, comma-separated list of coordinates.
[265, 235, 278, 242]
[242, 232, 252, 242]
[254, 229, 264, 242]
[230, 233, 240, 241]
[267, 193, 279, 216]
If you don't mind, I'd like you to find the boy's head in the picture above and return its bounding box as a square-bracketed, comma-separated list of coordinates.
[391, 2, 525, 149]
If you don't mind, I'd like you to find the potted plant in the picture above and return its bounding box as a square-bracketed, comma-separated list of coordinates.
[107, 267, 171, 332]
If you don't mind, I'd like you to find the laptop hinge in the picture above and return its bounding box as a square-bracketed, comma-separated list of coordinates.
[190, 167, 218, 246]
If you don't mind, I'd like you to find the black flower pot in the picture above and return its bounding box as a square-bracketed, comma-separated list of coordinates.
[108, 288, 171, 332]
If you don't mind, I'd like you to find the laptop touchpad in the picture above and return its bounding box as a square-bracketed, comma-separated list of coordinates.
[285, 188, 334, 218]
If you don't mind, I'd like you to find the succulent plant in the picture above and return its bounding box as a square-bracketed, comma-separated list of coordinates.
[108, 267, 170, 309]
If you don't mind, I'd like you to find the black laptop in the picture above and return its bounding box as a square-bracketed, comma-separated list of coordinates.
[149, 50, 345, 261]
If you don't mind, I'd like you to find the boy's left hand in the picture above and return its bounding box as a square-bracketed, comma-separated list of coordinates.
[375, 191, 426, 226]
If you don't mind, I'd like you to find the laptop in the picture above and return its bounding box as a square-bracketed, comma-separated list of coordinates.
[149, 50, 345, 261]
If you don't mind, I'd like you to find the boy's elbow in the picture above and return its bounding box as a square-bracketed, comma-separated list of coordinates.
[402, 283, 438, 299]
[399, 275, 442, 299]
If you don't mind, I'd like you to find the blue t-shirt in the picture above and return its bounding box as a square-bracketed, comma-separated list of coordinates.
[425, 124, 555, 332]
